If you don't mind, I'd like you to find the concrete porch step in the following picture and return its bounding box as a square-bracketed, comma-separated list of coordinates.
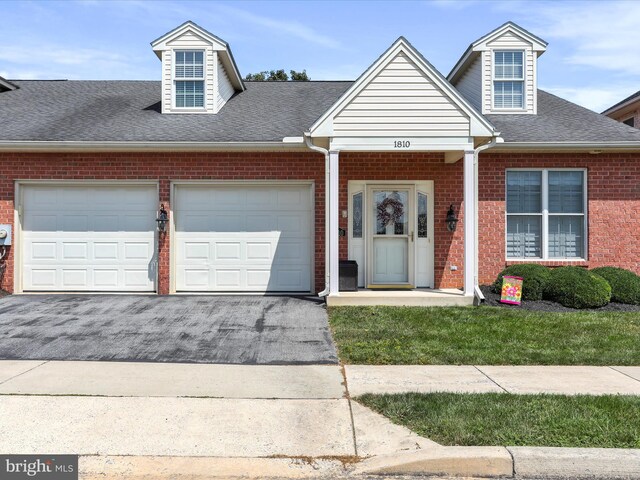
[326, 289, 473, 307]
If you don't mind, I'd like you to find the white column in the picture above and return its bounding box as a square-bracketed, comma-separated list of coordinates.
[328, 150, 340, 295]
[463, 150, 476, 296]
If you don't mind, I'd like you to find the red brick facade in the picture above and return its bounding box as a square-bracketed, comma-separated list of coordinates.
[0, 151, 325, 294]
[1, 151, 639, 294]
[338, 152, 465, 289]
[478, 152, 640, 284]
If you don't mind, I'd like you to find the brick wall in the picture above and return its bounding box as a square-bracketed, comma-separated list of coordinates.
[339, 152, 465, 289]
[478, 152, 640, 285]
[0, 151, 325, 293]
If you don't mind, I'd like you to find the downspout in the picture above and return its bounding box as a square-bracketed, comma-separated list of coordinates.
[472, 135, 502, 305]
[304, 132, 330, 297]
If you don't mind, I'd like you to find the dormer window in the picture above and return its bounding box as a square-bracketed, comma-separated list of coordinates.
[493, 50, 524, 109]
[175, 50, 204, 108]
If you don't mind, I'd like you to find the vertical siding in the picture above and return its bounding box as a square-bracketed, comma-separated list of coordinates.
[216, 56, 235, 112]
[333, 52, 470, 137]
[484, 31, 536, 114]
[454, 55, 482, 111]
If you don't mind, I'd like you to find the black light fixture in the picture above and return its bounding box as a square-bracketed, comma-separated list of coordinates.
[446, 204, 458, 232]
[156, 204, 168, 232]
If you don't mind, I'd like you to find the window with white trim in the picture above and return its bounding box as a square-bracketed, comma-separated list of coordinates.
[506, 170, 586, 259]
[175, 50, 204, 108]
[494, 51, 524, 109]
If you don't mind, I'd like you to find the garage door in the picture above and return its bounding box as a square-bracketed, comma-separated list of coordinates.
[175, 184, 312, 292]
[21, 184, 157, 292]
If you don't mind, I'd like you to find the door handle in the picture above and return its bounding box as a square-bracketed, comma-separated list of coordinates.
[410, 231, 414, 242]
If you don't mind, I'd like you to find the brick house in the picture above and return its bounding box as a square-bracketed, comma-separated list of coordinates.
[1, 21, 639, 306]
[603, 91, 640, 129]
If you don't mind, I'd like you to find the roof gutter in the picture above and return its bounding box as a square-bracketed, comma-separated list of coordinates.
[303, 132, 330, 298]
[0, 140, 308, 152]
[491, 141, 640, 151]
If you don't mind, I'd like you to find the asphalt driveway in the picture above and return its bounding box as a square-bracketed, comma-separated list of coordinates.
[0, 295, 338, 364]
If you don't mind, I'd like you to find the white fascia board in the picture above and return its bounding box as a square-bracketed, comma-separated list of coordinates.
[0, 141, 308, 152]
[602, 98, 640, 116]
[329, 136, 474, 152]
[447, 47, 476, 84]
[488, 141, 640, 152]
[473, 22, 547, 52]
[310, 38, 497, 139]
[151, 21, 226, 51]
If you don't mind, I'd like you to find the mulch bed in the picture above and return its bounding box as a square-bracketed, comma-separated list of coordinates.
[479, 285, 640, 313]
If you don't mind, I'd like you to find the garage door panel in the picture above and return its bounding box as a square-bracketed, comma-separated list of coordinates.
[22, 185, 157, 292]
[175, 184, 312, 292]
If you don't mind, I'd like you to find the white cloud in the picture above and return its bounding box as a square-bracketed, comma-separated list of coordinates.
[528, 1, 640, 75]
[215, 4, 342, 49]
[544, 85, 639, 113]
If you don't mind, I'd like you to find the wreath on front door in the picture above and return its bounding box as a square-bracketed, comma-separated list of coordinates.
[377, 196, 405, 227]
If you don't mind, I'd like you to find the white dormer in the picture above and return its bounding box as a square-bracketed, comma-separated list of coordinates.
[151, 21, 244, 114]
[448, 22, 547, 115]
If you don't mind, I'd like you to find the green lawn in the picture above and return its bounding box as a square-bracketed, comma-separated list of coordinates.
[357, 392, 640, 448]
[329, 306, 640, 365]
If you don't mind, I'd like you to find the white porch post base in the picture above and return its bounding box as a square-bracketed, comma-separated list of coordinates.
[328, 150, 340, 295]
[463, 150, 477, 296]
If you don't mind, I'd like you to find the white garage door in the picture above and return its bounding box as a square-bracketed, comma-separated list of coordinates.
[175, 184, 312, 292]
[21, 184, 157, 292]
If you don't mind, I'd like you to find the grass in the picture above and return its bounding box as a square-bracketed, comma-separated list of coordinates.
[357, 392, 640, 448]
[329, 306, 640, 365]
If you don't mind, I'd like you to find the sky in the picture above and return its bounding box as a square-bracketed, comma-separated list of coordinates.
[1, 0, 638, 113]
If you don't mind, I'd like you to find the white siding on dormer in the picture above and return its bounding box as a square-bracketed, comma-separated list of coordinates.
[455, 54, 482, 111]
[333, 53, 470, 137]
[162, 50, 172, 114]
[166, 31, 214, 48]
[484, 31, 536, 114]
[217, 56, 235, 112]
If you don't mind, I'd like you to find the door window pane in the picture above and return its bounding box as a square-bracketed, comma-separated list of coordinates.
[374, 190, 408, 235]
[507, 215, 541, 258]
[507, 171, 542, 213]
[418, 193, 428, 238]
[352, 192, 363, 238]
[548, 215, 584, 258]
[548, 171, 584, 213]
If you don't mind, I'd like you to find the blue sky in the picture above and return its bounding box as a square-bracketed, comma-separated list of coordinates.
[1, 0, 638, 112]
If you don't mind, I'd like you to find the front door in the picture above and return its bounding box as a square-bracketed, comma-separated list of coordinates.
[368, 187, 414, 287]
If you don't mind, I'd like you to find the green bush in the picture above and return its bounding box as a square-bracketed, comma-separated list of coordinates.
[492, 264, 552, 301]
[544, 267, 611, 309]
[591, 267, 640, 305]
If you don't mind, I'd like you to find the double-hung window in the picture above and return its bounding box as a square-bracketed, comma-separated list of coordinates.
[506, 170, 586, 259]
[494, 50, 524, 109]
[175, 50, 204, 108]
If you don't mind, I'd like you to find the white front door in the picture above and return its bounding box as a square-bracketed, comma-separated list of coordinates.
[368, 187, 414, 286]
[21, 184, 158, 292]
[174, 184, 313, 292]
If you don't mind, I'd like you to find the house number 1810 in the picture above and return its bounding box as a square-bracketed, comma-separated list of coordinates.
[393, 140, 411, 148]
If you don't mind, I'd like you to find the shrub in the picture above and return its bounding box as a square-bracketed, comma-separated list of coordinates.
[544, 267, 611, 309]
[491, 264, 552, 301]
[591, 267, 640, 305]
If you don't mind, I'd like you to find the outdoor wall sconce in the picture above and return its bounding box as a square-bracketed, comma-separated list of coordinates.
[446, 204, 458, 232]
[156, 204, 168, 232]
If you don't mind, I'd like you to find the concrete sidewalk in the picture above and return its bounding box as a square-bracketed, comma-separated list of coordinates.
[345, 365, 640, 396]
[2, 360, 640, 479]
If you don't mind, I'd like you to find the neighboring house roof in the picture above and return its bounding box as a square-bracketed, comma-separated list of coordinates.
[0, 76, 18, 92]
[602, 90, 640, 115]
[1, 80, 640, 145]
[0, 80, 351, 143]
[486, 90, 640, 144]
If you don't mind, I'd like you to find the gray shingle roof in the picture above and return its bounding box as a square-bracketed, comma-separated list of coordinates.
[0, 80, 352, 142]
[486, 90, 640, 143]
[1, 80, 640, 145]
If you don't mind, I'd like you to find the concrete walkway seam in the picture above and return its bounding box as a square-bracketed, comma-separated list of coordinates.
[0, 360, 48, 386]
[609, 366, 640, 385]
[340, 363, 360, 457]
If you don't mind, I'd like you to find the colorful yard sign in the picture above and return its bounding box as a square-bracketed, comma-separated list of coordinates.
[500, 276, 523, 305]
